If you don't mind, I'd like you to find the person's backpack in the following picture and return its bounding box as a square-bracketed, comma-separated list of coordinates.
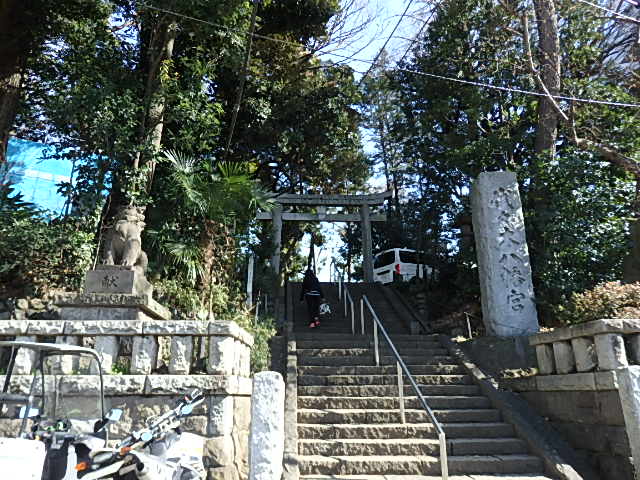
[319, 302, 331, 315]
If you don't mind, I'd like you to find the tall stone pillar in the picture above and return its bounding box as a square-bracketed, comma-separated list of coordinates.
[270, 204, 283, 276]
[471, 171, 539, 336]
[360, 204, 373, 282]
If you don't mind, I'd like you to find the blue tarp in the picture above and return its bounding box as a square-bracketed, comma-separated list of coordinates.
[3, 137, 75, 214]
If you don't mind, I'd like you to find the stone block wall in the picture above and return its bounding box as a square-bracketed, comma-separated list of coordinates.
[0, 319, 253, 480]
[504, 371, 632, 479]
[501, 318, 640, 480]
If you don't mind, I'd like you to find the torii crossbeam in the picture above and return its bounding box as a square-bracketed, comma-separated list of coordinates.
[258, 191, 391, 282]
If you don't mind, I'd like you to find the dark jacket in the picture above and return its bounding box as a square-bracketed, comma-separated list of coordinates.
[300, 271, 323, 300]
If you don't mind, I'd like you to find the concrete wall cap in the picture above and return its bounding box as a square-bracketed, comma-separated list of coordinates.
[0, 320, 30, 335]
[530, 318, 640, 346]
[142, 320, 207, 335]
[64, 320, 143, 335]
[208, 321, 254, 346]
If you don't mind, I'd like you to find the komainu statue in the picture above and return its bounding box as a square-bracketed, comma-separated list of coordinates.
[103, 206, 148, 273]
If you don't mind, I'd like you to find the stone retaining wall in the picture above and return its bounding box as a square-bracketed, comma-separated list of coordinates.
[0, 319, 253, 480]
[501, 318, 640, 480]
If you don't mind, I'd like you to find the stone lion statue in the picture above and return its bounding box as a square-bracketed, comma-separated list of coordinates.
[103, 206, 148, 273]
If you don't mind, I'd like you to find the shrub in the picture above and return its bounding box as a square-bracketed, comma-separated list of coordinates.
[0, 214, 95, 296]
[556, 281, 640, 325]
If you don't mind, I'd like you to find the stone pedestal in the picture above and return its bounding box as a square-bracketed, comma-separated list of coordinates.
[56, 266, 169, 321]
[84, 265, 153, 297]
[471, 171, 539, 336]
[56, 293, 170, 321]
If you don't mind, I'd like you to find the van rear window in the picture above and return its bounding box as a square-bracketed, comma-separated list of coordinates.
[374, 251, 396, 268]
[399, 251, 418, 264]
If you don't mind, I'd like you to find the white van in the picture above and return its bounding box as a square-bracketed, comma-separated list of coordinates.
[373, 248, 434, 284]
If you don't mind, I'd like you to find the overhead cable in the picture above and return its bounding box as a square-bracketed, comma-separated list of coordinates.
[136, 2, 640, 108]
[575, 0, 640, 23]
[357, 0, 416, 87]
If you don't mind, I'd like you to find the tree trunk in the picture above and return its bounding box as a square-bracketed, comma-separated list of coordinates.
[529, 0, 562, 285]
[532, 0, 561, 158]
[0, 70, 21, 167]
[134, 18, 177, 183]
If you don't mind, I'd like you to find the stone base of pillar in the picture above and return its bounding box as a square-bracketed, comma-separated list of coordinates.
[55, 293, 170, 321]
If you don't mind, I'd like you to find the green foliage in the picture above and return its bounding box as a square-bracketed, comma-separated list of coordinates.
[152, 279, 204, 319]
[237, 314, 277, 374]
[0, 211, 96, 296]
[556, 281, 640, 325]
[110, 359, 130, 375]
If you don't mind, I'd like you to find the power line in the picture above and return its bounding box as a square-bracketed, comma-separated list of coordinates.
[397, 9, 437, 66]
[575, 0, 640, 23]
[136, 1, 640, 108]
[357, 0, 416, 87]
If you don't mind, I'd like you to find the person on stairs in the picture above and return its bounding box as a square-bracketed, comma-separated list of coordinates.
[300, 268, 324, 328]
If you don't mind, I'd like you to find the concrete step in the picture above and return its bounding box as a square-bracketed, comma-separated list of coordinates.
[298, 374, 473, 386]
[300, 475, 553, 479]
[297, 364, 465, 376]
[295, 340, 443, 350]
[298, 422, 515, 440]
[297, 395, 492, 410]
[298, 384, 481, 397]
[448, 438, 529, 455]
[297, 408, 502, 424]
[297, 348, 449, 357]
[299, 437, 529, 457]
[298, 454, 543, 476]
[299, 438, 440, 456]
[297, 355, 455, 366]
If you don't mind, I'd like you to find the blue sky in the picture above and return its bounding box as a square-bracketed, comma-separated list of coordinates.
[308, 0, 425, 281]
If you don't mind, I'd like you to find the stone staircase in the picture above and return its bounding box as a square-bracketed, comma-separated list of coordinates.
[295, 333, 554, 479]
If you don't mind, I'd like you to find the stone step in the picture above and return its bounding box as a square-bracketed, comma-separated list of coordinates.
[297, 348, 449, 357]
[295, 340, 443, 350]
[297, 395, 492, 410]
[297, 364, 465, 376]
[298, 384, 481, 397]
[297, 408, 502, 424]
[449, 438, 529, 455]
[298, 437, 530, 457]
[299, 438, 440, 456]
[298, 454, 543, 476]
[300, 475, 553, 479]
[298, 374, 473, 386]
[297, 355, 455, 366]
[298, 422, 515, 440]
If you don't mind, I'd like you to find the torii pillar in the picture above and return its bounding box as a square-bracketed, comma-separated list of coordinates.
[360, 204, 373, 282]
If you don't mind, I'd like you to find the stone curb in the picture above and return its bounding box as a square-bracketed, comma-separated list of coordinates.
[501, 371, 618, 392]
[282, 338, 299, 480]
[0, 374, 253, 396]
[0, 320, 253, 345]
[439, 335, 599, 480]
[530, 319, 640, 346]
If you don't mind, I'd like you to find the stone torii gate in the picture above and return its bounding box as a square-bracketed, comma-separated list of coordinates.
[257, 191, 391, 282]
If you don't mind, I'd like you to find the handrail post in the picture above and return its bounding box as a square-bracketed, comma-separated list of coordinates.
[397, 361, 405, 424]
[350, 297, 355, 335]
[439, 431, 449, 480]
[360, 297, 365, 334]
[373, 320, 379, 366]
[344, 288, 347, 318]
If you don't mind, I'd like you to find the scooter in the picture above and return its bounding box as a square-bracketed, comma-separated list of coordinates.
[0, 341, 122, 480]
[79, 389, 205, 480]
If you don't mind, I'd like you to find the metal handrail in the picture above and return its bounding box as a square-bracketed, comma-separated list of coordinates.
[343, 285, 356, 335]
[361, 294, 449, 480]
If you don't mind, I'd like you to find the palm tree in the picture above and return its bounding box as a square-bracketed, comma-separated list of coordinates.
[163, 150, 273, 317]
